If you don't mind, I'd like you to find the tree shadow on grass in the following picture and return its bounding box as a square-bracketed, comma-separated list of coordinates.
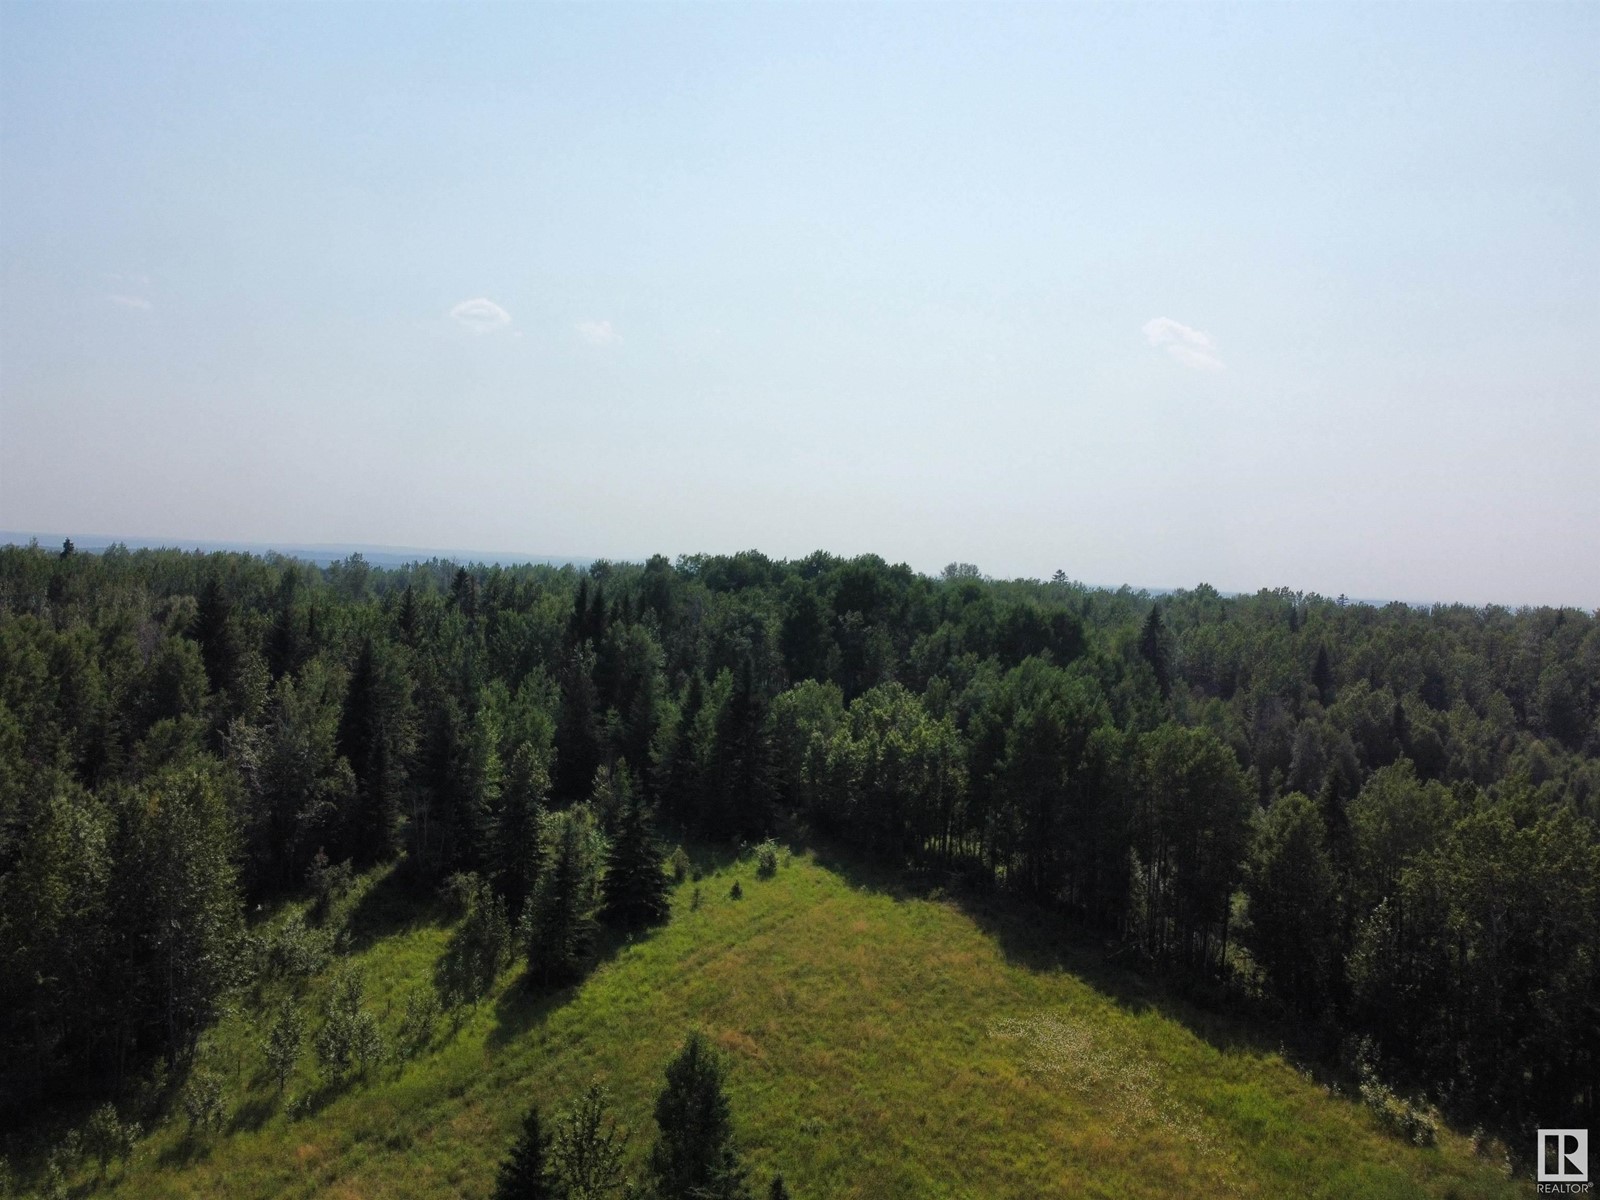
[342, 861, 445, 953]
[226, 1092, 277, 1134]
[807, 837, 1284, 1063]
[484, 916, 678, 1053]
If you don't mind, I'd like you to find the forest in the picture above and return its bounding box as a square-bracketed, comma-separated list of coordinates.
[0, 540, 1595, 1194]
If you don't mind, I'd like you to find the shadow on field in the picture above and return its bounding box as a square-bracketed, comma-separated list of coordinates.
[343, 861, 446, 952]
[808, 838, 1279, 1063]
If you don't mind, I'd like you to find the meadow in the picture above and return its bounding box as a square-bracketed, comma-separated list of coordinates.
[64, 844, 1526, 1200]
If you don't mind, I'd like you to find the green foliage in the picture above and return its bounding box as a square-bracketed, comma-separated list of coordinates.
[667, 845, 690, 885]
[437, 873, 513, 1006]
[397, 987, 442, 1059]
[527, 805, 604, 986]
[264, 999, 305, 1096]
[648, 1032, 749, 1200]
[728, 880, 742, 902]
[181, 1065, 226, 1135]
[494, 1103, 557, 1200]
[1243, 792, 1337, 1010]
[754, 840, 780, 879]
[268, 910, 331, 980]
[85, 1102, 140, 1176]
[549, 1083, 630, 1200]
[601, 791, 670, 929]
[314, 965, 382, 1083]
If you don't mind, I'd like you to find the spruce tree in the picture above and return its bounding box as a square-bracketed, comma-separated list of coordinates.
[496, 743, 548, 919]
[600, 787, 670, 930]
[495, 1103, 557, 1200]
[527, 806, 601, 986]
[554, 649, 602, 803]
[648, 1032, 749, 1200]
[1138, 606, 1171, 700]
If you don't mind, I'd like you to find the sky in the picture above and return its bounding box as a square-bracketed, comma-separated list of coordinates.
[1, 2, 1596, 607]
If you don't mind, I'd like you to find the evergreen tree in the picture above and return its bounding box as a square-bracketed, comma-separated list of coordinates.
[600, 787, 670, 929]
[554, 650, 602, 803]
[495, 1103, 557, 1200]
[1138, 606, 1171, 700]
[496, 743, 548, 918]
[550, 1083, 629, 1200]
[1312, 643, 1334, 704]
[648, 1031, 749, 1200]
[708, 659, 771, 841]
[527, 806, 602, 986]
[337, 634, 412, 865]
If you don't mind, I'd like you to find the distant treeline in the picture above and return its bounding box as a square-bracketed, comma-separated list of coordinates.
[1, 542, 1595, 1141]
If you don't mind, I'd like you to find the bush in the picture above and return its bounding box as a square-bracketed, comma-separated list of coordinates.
[397, 988, 441, 1059]
[755, 840, 780, 879]
[668, 845, 691, 884]
[729, 880, 743, 901]
[85, 1102, 140, 1176]
[269, 911, 330, 980]
[306, 849, 354, 922]
[1359, 1078, 1437, 1147]
[315, 966, 375, 1083]
[181, 1067, 226, 1135]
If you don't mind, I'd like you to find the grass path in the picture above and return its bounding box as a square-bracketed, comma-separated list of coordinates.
[94, 848, 1527, 1199]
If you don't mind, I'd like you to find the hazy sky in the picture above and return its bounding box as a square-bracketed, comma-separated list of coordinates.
[2, 3, 1596, 606]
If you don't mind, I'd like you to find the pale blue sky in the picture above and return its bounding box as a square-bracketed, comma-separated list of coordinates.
[1, 2, 1595, 605]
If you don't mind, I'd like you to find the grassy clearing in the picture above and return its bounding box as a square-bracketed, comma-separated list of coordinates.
[79, 848, 1526, 1200]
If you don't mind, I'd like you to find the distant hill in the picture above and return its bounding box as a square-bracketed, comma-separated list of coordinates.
[0, 531, 591, 570]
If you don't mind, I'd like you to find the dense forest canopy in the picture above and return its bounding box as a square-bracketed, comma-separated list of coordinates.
[1, 540, 1596, 1154]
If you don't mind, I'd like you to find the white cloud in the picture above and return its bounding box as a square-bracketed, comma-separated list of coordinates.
[107, 293, 152, 311]
[449, 297, 512, 334]
[576, 319, 620, 347]
[1142, 316, 1225, 370]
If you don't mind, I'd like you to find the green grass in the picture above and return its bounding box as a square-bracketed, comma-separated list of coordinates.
[79, 848, 1527, 1199]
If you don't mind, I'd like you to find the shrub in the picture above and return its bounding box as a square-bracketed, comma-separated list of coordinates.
[1359, 1077, 1437, 1147]
[85, 1102, 140, 1176]
[265, 999, 306, 1096]
[668, 845, 691, 884]
[397, 988, 441, 1059]
[306, 849, 354, 922]
[728, 880, 743, 901]
[181, 1067, 226, 1135]
[755, 840, 780, 879]
[315, 966, 373, 1083]
[269, 911, 330, 980]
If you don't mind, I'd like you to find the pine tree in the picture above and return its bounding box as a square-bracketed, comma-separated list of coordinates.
[648, 1031, 749, 1200]
[496, 743, 547, 918]
[495, 1103, 557, 1200]
[554, 650, 602, 803]
[1312, 643, 1334, 704]
[601, 788, 670, 930]
[709, 660, 771, 841]
[527, 806, 601, 986]
[1138, 606, 1171, 700]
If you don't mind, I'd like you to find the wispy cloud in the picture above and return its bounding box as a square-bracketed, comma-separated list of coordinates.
[449, 297, 512, 334]
[1142, 317, 1225, 371]
[576, 319, 620, 347]
[107, 293, 153, 311]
